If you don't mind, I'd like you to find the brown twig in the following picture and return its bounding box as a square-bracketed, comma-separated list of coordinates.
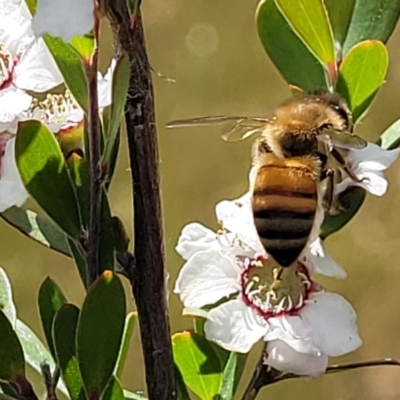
[240, 344, 281, 400]
[105, 2, 176, 399]
[40, 363, 59, 400]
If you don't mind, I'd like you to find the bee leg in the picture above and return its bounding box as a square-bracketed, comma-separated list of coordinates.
[321, 169, 342, 215]
[331, 148, 367, 183]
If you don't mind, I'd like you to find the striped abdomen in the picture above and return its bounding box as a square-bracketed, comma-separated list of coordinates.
[252, 158, 318, 267]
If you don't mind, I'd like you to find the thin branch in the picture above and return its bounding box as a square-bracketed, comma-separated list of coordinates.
[105, 2, 176, 400]
[240, 344, 281, 400]
[86, 3, 102, 287]
[40, 363, 59, 400]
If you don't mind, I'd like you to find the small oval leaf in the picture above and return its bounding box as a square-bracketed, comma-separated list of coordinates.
[16, 121, 82, 238]
[115, 312, 137, 379]
[1, 207, 70, 256]
[38, 278, 67, 359]
[324, 0, 355, 46]
[378, 119, 400, 150]
[336, 40, 388, 122]
[256, 0, 326, 91]
[343, 0, 400, 55]
[320, 187, 366, 238]
[172, 332, 223, 400]
[275, 0, 335, 69]
[0, 267, 16, 327]
[0, 311, 25, 381]
[102, 54, 130, 164]
[102, 376, 125, 400]
[77, 272, 126, 398]
[15, 320, 69, 396]
[44, 36, 89, 113]
[53, 304, 85, 400]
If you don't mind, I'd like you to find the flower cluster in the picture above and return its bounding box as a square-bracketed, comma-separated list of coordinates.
[0, 0, 114, 212]
[174, 143, 399, 377]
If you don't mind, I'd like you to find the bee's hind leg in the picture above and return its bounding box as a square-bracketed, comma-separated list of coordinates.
[331, 148, 368, 184]
[320, 168, 344, 215]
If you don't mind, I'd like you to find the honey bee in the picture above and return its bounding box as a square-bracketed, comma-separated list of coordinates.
[167, 90, 367, 268]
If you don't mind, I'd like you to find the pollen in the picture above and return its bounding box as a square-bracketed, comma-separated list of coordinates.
[0, 44, 14, 89]
[239, 255, 311, 318]
[29, 90, 81, 127]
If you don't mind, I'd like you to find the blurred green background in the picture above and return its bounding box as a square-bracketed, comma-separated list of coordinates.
[4, 0, 400, 399]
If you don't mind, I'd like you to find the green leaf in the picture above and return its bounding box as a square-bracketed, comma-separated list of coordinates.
[172, 332, 223, 400]
[0, 311, 25, 381]
[320, 187, 366, 238]
[101, 376, 124, 400]
[256, 0, 326, 91]
[0, 267, 16, 327]
[44, 36, 89, 113]
[324, 0, 355, 45]
[77, 272, 126, 398]
[99, 194, 116, 274]
[174, 364, 191, 400]
[68, 239, 87, 289]
[16, 121, 82, 239]
[217, 352, 237, 400]
[0, 382, 21, 399]
[275, 0, 335, 69]
[1, 207, 70, 256]
[67, 155, 90, 225]
[115, 312, 137, 379]
[112, 217, 130, 253]
[69, 34, 95, 62]
[67, 154, 115, 274]
[38, 278, 67, 359]
[378, 119, 400, 150]
[25, 0, 37, 14]
[53, 304, 85, 400]
[102, 54, 130, 164]
[336, 40, 388, 121]
[343, 0, 400, 55]
[0, 394, 19, 400]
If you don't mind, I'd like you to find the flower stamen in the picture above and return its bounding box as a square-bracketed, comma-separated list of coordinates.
[0, 44, 14, 89]
[239, 256, 311, 318]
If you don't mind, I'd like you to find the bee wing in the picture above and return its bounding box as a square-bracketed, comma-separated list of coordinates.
[318, 130, 368, 150]
[166, 116, 270, 142]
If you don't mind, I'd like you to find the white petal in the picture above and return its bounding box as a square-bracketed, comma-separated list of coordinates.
[32, 0, 94, 42]
[174, 249, 240, 308]
[350, 143, 400, 171]
[356, 171, 388, 196]
[305, 238, 347, 279]
[0, 14, 31, 55]
[0, 88, 32, 125]
[175, 223, 218, 260]
[0, 0, 30, 19]
[301, 292, 362, 356]
[266, 339, 328, 376]
[205, 299, 268, 353]
[0, 137, 28, 212]
[215, 192, 264, 253]
[14, 38, 63, 92]
[266, 315, 321, 355]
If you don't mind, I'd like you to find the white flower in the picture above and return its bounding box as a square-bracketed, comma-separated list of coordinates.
[0, 0, 62, 97]
[32, 0, 95, 42]
[26, 60, 116, 134]
[336, 143, 400, 196]
[174, 195, 361, 376]
[0, 135, 28, 212]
